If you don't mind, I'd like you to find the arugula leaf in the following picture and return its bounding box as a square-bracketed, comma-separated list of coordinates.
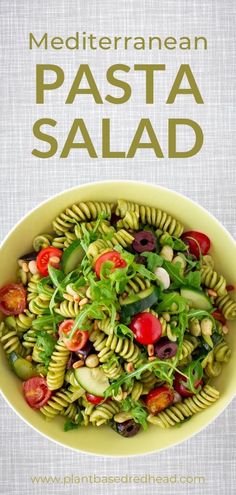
[182, 360, 203, 394]
[187, 309, 214, 321]
[48, 265, 65, 291]
[121, 398, 148, 430]
[64, 420, 79, 432]
[32, 314, 64, 331]
[69, 301, 106, 337]
[105, 359, 187, 398]
[36, 331, 57, 367]
[185, 271, 201, 289]
[133, 263, 158, 281]
[157, 292, 187, 314]
[162, 260, 185, 286]
[115, 323, 134, 340]
[142, 252, 163, 272]
[160, 234, 187, 252]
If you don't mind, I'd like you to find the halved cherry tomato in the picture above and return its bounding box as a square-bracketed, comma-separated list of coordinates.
[36, 247, 62, 277]
[23, 377, 52, 409]
[174, 372, 203, 398]
[59, 319, 89, 352]
[129, 312, 162, 345]
[181, 231, 210, 259]
[145, 385, 174, 414]
[212, 310, 226, 326]
[94, 250, 127, 279]
[86, 393, 104, 405]
[0, 283, 26, 315]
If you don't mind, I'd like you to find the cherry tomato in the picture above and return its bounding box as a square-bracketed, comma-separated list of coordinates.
[181, 231, 211, 259]
[23, 377, 52, 409]
[36, 247, 62, 277]
[226, 285, 234, 292]
[0, 283, 26, 315]
[129, 312, 162, 345]
[94, 250, 127, 279]
[85, 393, 104, 405]
[212, 310, 226, 326]
[174, 372, 203, 398]
[145, 385, 174, 414]
[59, 320, 89, 352]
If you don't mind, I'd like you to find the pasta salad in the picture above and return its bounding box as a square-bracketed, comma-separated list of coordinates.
[0, 199, 235, 437]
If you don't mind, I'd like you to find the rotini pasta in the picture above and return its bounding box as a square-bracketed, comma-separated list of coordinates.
[200, 265, 227, 296]
[148, 385, 220, 427]
[116, 200, 184, 237]
[46, 340, 70, 390]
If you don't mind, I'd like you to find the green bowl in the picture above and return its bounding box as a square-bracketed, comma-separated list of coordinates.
[0, 181, 236, 456]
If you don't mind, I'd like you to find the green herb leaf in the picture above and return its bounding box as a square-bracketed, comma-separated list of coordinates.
[162, 260, 185, 286]
[157, 292, 187, 314]
[36, 331, 57, 367]
[142, 252, 163, 272]
[133, 263, 158, 281]
[48, 265, 65, 291]
[105, 359, 187, 398]
[63, 420, 79, 432]
[32, 314, 64, 331]
[115, 323, 134, 340]
[121, 398, 148, 430]
[185, 271, 201, 289]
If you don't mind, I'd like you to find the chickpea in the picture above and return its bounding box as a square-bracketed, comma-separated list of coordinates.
[85, 354, 99, 368]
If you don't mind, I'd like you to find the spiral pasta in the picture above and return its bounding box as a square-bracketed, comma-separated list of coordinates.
[148, 385, 220, 428]
[105, 332, 141, 363]
[102, 360, 123, 380]
[5, 311, 35, 335]
[27, 274, 41, 302]
[89, 400, 120, 426]
[46, 340, 70, 390]
[0, 322, 25, 355]
[40, 388, 76, 419]
[124, 275, 151, 295]
[54, 300, 81, 318]
[33, 234, 53, 252]
[117, 211, 140, 231]
[215, 294, 236, 320]
[200, 266, 227, 296]
[214, 341, 231, 363]
[52, 201, 114, 234]
[116, 200, 184, 237]
[89, 329, 113, 363]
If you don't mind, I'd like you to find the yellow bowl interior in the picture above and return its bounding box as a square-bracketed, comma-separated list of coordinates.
[0, 181, 236, 456]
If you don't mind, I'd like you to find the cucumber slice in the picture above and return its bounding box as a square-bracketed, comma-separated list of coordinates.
[181, 287, 213, 311]
[74, 366, 109, 397]
[62, 239, 85, 274]
[120, 286, 159, 319]
[8, 352, 39, 380]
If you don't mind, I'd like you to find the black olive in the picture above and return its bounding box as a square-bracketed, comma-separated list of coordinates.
[154, 337, 178, 359]
[19, 251, 37, 261]
[75, 341, 95, 360]
[111, 419, 141, 437]
[132, 231, 156, 253]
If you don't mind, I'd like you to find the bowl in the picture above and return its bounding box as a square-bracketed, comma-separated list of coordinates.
[0, 180, 236, 456]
